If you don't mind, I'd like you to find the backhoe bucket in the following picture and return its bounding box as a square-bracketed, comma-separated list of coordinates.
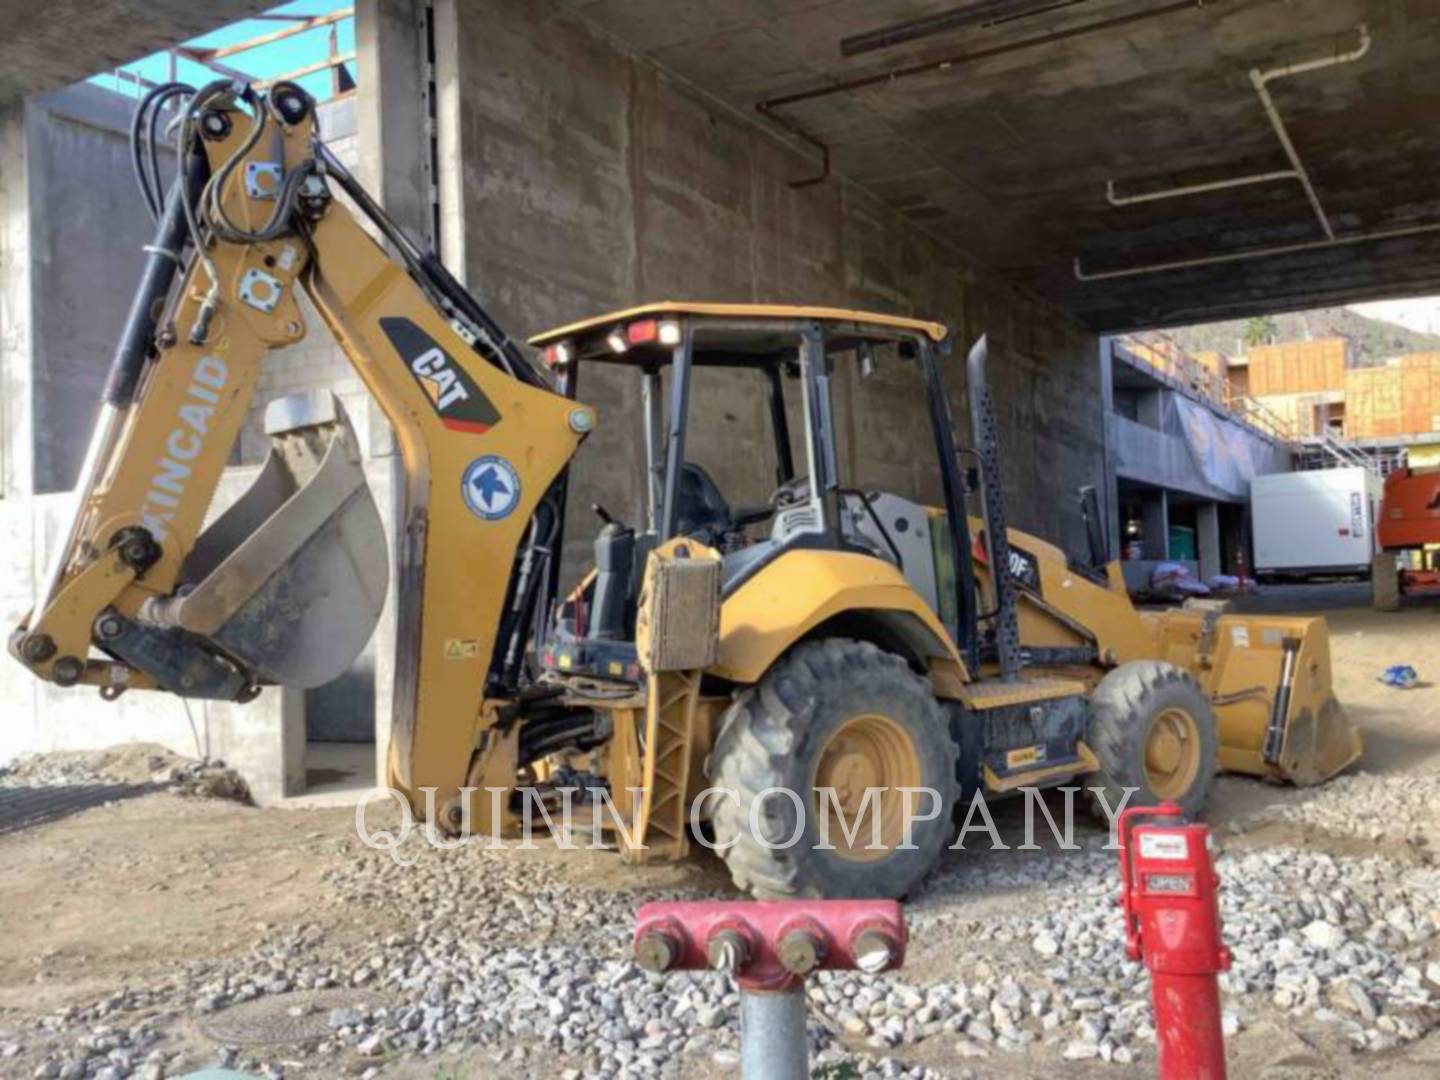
[144, 390, 388, 688]
[1154, 608, 1362, 786]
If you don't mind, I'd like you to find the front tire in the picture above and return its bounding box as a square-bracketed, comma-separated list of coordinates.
[707, 638, 957, 899]
[1087, 660, 1218, 818]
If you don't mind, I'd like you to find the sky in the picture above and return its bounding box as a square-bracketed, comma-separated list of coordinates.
[1348, 298, 1440, 336]
[90, 0, 354, 102]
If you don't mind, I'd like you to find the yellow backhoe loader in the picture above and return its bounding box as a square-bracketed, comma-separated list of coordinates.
[10, 81, 1361, 899]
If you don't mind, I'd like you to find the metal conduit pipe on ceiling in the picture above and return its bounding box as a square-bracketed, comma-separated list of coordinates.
[1081, 25, 1403, 281]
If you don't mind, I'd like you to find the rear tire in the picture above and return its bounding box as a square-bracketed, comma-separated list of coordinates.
[1372, 552, 1400, 611]
[1087, 660, 1218, 818]
[706, 638, 957, 899]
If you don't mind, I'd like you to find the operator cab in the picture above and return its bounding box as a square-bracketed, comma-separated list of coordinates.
[528, 304, 979, 688]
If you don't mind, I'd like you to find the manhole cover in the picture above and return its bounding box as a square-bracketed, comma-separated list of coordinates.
[198, 989, 396, 1046]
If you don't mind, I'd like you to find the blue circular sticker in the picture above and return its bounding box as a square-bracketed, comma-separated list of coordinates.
[462, 455, 521, 521]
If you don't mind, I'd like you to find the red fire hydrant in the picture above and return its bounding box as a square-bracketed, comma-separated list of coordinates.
[633, 900, 907, 1079]
[1118, 802, 1232, 1080]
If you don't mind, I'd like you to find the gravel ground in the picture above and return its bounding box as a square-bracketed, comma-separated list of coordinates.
[1, 591, 1437, 1079]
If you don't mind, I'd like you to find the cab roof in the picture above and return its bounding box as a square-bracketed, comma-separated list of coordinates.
[527, 302, 949, 347]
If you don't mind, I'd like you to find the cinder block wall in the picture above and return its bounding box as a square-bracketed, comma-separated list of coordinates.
[437, 0, 1104, 577]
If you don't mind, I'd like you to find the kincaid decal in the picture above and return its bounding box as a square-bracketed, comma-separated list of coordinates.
[140, 354, 229, 542]
[380, 317, 502, 434]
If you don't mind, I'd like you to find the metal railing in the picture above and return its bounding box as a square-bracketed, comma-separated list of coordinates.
[102, 7, 355, 100]
[1115, 332, 1297, 445]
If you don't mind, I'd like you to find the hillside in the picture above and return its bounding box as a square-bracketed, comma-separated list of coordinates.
[1160, 307, 1440, 365]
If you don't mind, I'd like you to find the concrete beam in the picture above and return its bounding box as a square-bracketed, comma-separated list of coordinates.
[0, 2, 268, 108]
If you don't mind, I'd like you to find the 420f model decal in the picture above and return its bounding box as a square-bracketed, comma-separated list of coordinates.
[380, 317, 502, 434]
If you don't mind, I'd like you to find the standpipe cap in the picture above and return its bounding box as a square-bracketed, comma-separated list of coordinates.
[777, 929, 824, 976]
[852, 928, 897, 974]
[706, 929, 750, 975]
[634, 931, 679, 974]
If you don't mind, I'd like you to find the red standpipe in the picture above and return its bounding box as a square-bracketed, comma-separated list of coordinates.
[1118, 802, 1232, 1080]
[633, 900, 907, 1079]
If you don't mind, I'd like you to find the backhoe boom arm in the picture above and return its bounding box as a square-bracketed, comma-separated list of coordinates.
[9, 81, 591, 822]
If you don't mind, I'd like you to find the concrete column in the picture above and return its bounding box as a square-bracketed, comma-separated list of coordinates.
[355, 0, 431, 240]
[431, 0, 466, 281]
[1197, 500, 1221, 580]
[1142, 489, 1169, 561]
[1100, 337, 1121, 559]
[1137, 388, 1165, 430]
[0, 102, 34, 499]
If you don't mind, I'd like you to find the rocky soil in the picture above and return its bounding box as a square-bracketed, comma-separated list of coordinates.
[0, 743, 249, 803]
[1, 595, 1437, 1079]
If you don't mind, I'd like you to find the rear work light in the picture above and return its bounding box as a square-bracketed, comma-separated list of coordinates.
[544, 341, 574, 368]
[625, 319, 683, 347]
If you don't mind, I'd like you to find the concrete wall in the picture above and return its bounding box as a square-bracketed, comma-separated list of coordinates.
[437, 0, 1105, 576]
[1109, 399, 1292, 503]
[26, 86, 163, 494]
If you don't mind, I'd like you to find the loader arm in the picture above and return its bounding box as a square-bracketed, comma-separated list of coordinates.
[9, 81, 590, 821]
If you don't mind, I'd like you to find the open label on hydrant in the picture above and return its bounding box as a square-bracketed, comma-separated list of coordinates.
[1144, 872, 1195, 894]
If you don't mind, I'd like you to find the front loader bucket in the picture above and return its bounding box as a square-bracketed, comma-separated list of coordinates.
[1154, 609, 1362, 785]
[144, 390, 388, 688]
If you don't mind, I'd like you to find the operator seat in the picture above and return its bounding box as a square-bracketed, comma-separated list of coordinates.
[673, 462, 735, 544]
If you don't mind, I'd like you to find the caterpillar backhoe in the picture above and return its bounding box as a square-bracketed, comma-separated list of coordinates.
[10, 80, 1362, 899]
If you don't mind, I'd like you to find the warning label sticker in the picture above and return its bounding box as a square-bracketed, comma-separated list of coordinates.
[443, 639, 482, 660]
[1138, 832, 1190, 861]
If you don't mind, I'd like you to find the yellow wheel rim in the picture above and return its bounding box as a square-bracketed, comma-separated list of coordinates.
[811, 713, 922, 863]
[1145, 706, 1201, 799]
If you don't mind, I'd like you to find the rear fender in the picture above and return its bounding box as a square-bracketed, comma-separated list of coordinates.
[712, 549, 966, 685]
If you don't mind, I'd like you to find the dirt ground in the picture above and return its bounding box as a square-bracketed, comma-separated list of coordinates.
[1, 584, 1437, 1078]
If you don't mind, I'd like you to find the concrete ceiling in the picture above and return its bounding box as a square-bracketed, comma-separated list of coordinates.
[0, 1, 267, 108]
[563, 0, 1440, 332]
